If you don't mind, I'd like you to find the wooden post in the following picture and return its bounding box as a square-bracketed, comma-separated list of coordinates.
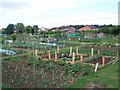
[69, 47, 72, 56]
[48, 51, 51, 60]
[76, 46, 78, 55]
[98, 50, 100, 54]
[72, 52, 75, 63]
[57, 46, 59, 54]
[102, 56, 105, 66]
[91, 48, 94, 56]
[55, 50, 57, 61]
[9, 42, 10, 47]
[80, 55, 83, 63]
[35, 49, 38, 57]
[116, 51, 119, 59]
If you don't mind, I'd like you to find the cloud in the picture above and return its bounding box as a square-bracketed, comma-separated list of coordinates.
[0, 1, 27, 9]
[0, 0, 118, 28]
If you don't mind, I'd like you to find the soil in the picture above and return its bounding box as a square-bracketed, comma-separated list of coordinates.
[2, 59, 85, 88]
[88, 57, 111, 65]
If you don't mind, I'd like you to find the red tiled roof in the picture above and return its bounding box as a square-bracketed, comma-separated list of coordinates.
[80, 25, 96, 31]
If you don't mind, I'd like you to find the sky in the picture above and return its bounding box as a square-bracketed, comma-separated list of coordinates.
[0, 0, 119, 29]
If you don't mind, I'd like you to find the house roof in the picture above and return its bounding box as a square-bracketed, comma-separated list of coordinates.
[80, 25, 97, 31]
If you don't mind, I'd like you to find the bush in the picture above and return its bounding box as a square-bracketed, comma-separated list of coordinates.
[81, 64, 92, 76]
[72, 63, 82, 72]
[57, 59, 66, 66]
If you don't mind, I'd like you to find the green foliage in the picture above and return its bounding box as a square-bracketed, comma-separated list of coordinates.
[85, 54, 102, 63]
[99, 25, 120, 36]
[82, 64, 93, 75]
[4, 24, 15, 34]
[16, 23, 25, 33]
[57, 59, 66, 66]
[25, 25, 32, 33]
[11, 34, 16, 42]
[72, 63, 82, 72]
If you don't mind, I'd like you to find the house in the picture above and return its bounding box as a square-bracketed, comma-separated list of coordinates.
[69, 26, 75, 33]
[79, 25, 97, 31]
[65, 26, 75, 34]
[97, 32, 104, 38]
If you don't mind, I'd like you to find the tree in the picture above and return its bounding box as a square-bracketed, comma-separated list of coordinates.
[16, 23, 25, 33]
[4, 24, 15, 34]
[109, 26, 120, 36]
[25, 25, 32, 33]
[33, 25, 39, 34]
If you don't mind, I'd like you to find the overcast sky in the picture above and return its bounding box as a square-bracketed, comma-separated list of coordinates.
[0, 0, 119, 28]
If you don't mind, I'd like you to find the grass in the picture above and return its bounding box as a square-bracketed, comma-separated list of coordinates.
[63, 61, 118, 88]
[79, 36, 118, 44]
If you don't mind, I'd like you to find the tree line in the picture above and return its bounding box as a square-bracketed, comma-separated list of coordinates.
[2, 23, 39, 35]
[1, 23, 120, 36]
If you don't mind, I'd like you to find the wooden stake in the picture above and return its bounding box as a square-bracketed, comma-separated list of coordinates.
[35, 49, 38, 57]
[91, 48, 94, 56]
[76, 46, 78, 55]
[80, 55, 83, 63]
[69, 47, 72, 56]
[102, 56, 105, 66]
[48, 51, 51, 60]
[55, 50, 57, 61]
[98, 50, 100, 54]
[72, 52, 75, 62]
[116, 51, 119, 59]
[57, 46, 59, 54]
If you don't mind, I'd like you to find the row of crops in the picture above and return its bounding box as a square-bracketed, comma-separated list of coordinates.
[2, 53, 93, 88]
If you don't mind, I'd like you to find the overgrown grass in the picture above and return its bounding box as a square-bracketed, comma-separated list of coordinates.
[63, 62, 118, 88]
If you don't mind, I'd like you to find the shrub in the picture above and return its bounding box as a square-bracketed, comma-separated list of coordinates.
[72, 63, 82, 72]
[81, 64, 92, 76]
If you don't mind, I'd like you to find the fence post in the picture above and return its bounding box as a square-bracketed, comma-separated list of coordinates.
[72, 52, 75, 63]
[80, 55, 83, 63]
[57, 46, 59, 54]
[35, 49, 38, 57]
[98, 50, 100, 54]
[48, 51, 51, 60]
[69, 47, 72, 56]
[76, 46, 78, 55]
[91, 48, 94, 56]
[116, 51, 119, 59]
[102, 56, 105, 66]
[55, 50, 57, 61]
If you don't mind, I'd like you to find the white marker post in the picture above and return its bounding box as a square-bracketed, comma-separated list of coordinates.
[95, 63, 99, 72]
[91, 48, 94, 56]
[72, 52, 75, 63]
